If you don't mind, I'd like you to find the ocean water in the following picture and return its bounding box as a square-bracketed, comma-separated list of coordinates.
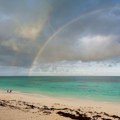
[0, 76, 120, 102]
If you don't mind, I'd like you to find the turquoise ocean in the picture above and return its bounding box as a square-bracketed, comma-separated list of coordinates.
[0, 76, 120, 102]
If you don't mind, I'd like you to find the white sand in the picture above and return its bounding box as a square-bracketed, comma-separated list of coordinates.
[0, 90, 120, 120]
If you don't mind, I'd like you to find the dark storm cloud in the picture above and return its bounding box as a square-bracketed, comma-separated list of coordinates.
[0, 0, 53, 67]
[0, 0, 120, 71]
[38, 6, 120, 62]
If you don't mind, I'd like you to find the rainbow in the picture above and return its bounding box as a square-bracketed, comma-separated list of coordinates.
[29, 7, 112, 75]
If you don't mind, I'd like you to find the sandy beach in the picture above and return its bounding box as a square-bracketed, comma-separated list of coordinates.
[0, 90, 120, 120]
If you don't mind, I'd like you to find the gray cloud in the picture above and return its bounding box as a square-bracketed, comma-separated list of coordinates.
[0, 0, 120, 71]
[0, 0, 53, 67]
[37, 7, 120, 63]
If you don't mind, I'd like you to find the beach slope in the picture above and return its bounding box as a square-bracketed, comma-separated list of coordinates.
[0, 90, 120, 120]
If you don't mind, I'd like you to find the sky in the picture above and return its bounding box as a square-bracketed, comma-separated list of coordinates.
[0, 0, 120, 75]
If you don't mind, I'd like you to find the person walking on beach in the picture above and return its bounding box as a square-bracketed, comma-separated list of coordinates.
[7, 90, 12, 93]
[10, 90, 12, 93]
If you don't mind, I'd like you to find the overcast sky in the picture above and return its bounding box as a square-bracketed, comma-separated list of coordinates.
[0, 0, 120, 75]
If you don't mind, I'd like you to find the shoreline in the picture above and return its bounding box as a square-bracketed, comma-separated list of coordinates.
[1, 88, 120, 103]
[0, 90, 120, 117]
[0, 89, 120, 109]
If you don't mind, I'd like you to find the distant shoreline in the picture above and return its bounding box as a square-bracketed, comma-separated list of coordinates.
[0, 88, 120, 104]
[0, 89, 120, 112]
[0, 76, 120, 104]
[0, 89, 120, 120]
